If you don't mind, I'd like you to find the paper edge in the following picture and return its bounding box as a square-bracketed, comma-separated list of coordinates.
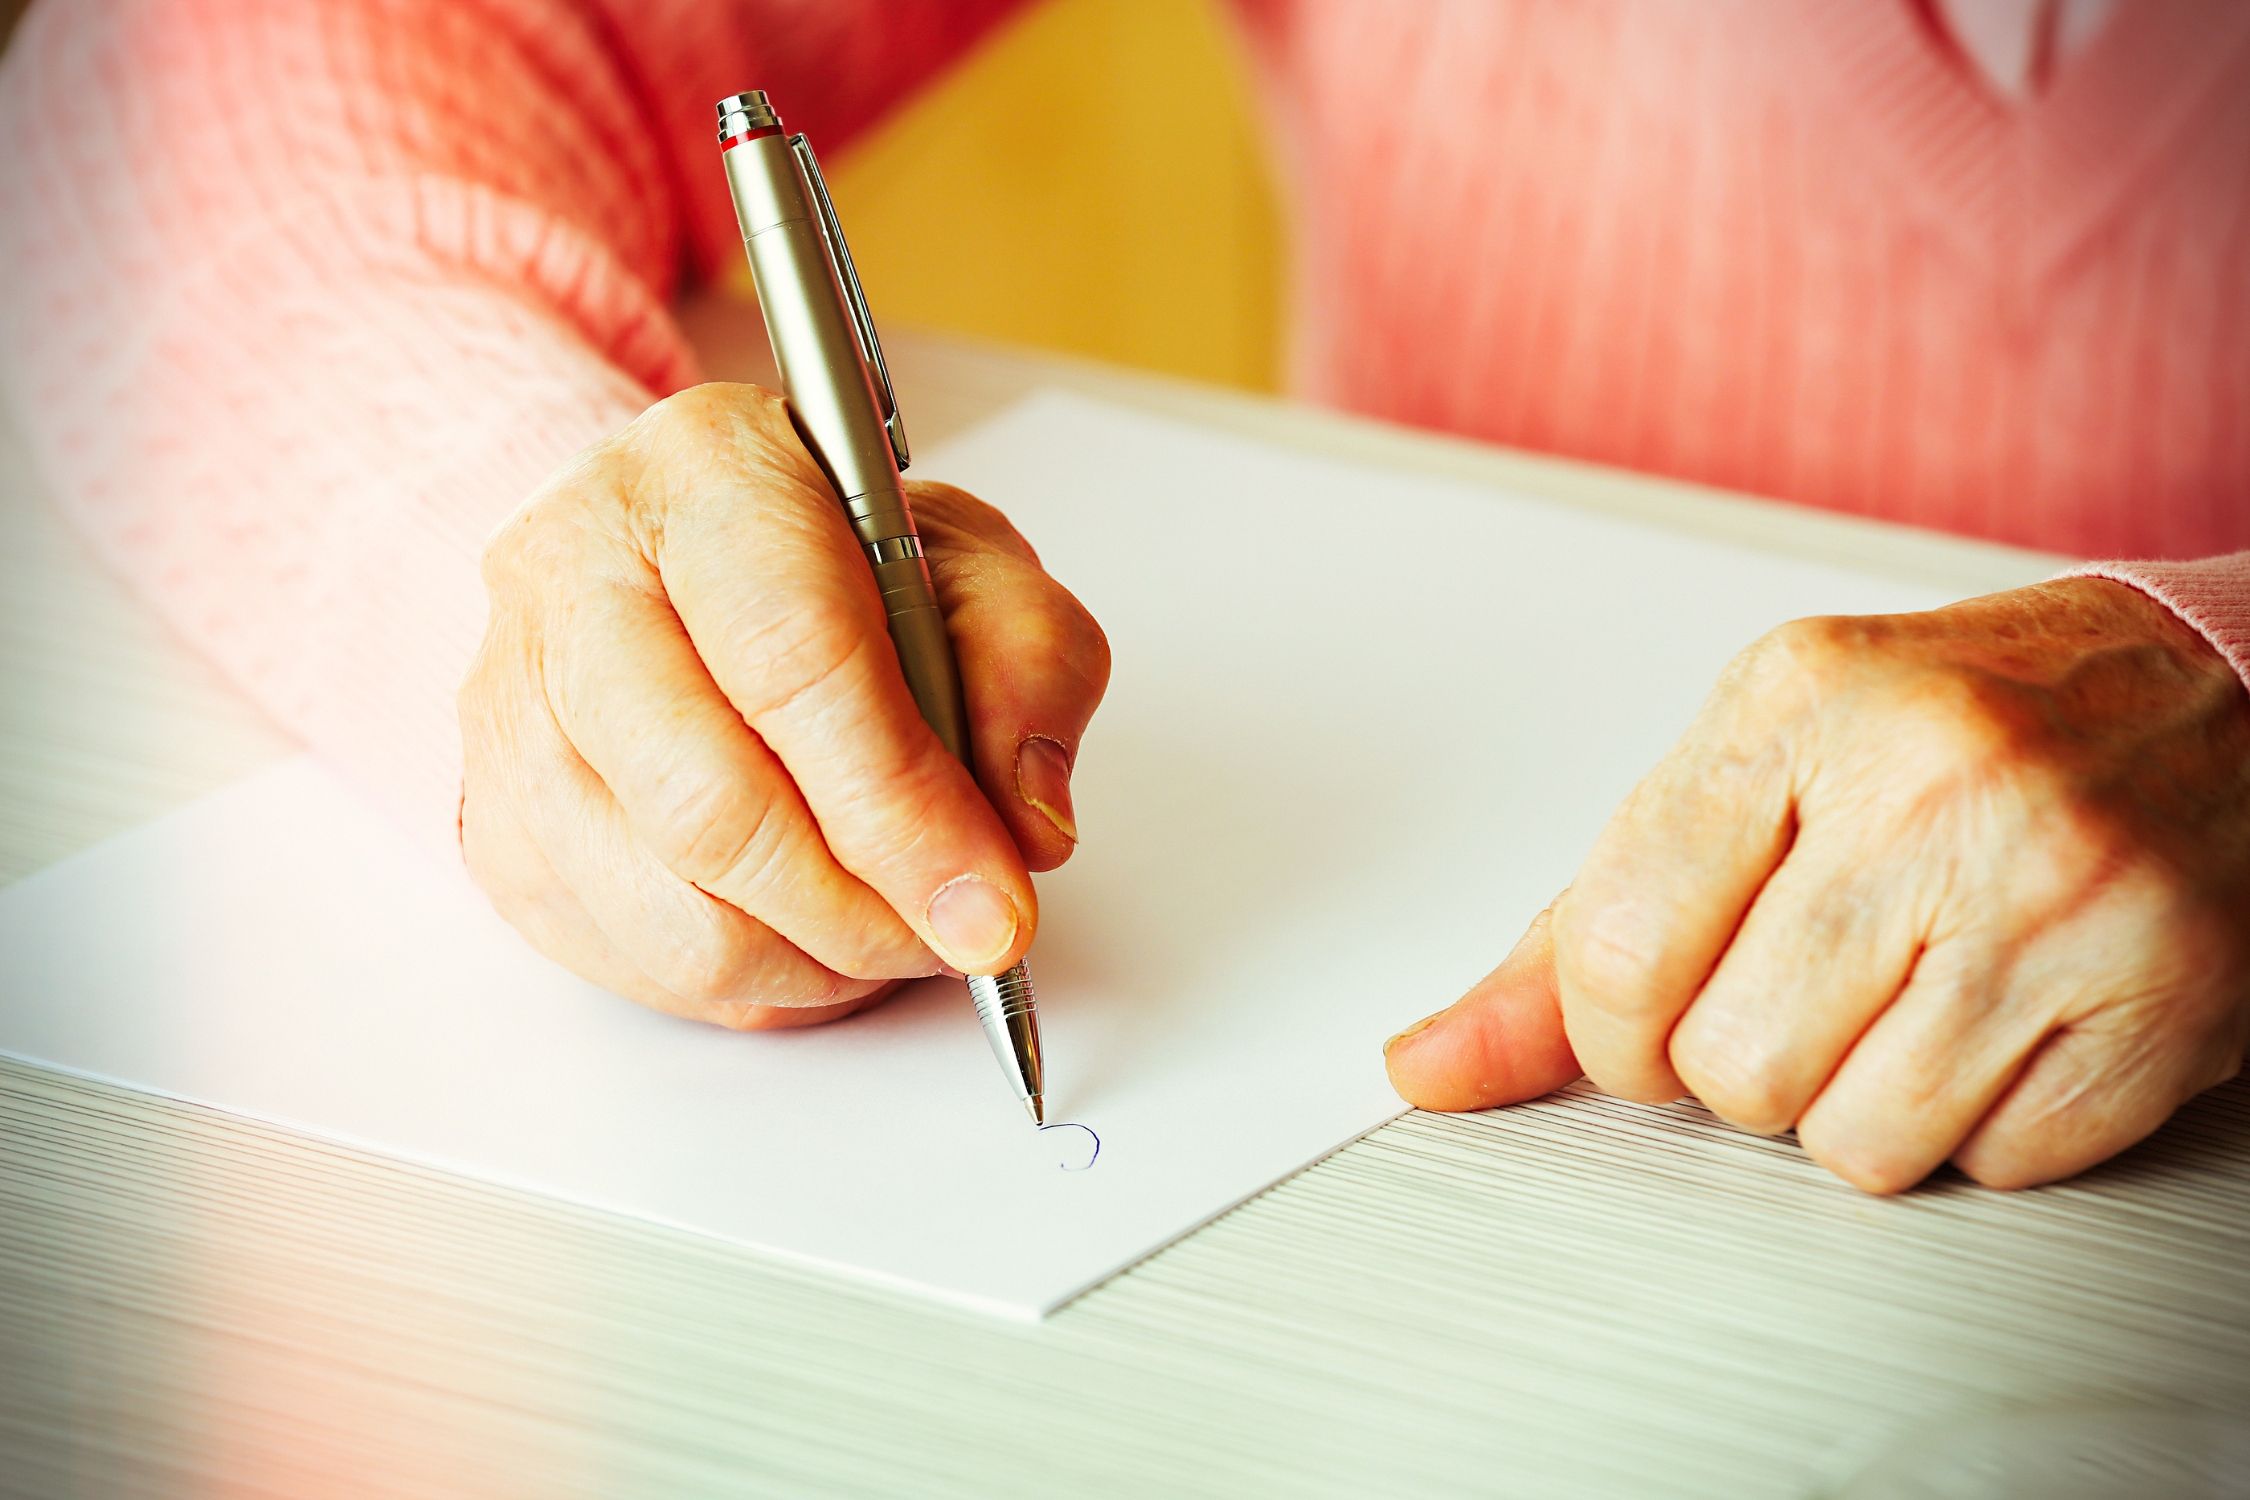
[1033, 1103, 1413, 1315]
[5, 1041, 1410, 1321]
[0, 1045, 1046, 1322]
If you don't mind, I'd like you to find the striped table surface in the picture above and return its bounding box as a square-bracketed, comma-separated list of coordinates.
[5, 318, 2245, 1500]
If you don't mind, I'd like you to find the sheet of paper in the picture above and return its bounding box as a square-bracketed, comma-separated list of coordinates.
[0, 392, 1957, 1317]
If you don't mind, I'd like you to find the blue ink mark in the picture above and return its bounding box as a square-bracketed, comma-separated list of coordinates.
[1038, 1121, 1101, 1172]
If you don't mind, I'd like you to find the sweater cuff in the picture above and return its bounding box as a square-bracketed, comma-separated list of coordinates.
[2060, 552, 2250, 694]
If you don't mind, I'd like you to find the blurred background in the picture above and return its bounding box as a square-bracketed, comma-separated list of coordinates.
[0, 0, 1282, 392]
[813, 0, 1286, 391]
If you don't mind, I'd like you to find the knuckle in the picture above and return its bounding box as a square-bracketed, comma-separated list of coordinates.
[904, 481, 1044, 562]
[998, 582, 1114, 702]
[1770, 613, 1860, 662]
[639, 381, 760, 437]
[1053, 589, 1114, 693]
[478, 504, 545, 592]
[912, 481, 1031, 550]
[1553, 899, 1668, 1021]
[846, 751, 971, 848]
[622, 390, 707, 466]
[2030, 801, 2145, 915]
[2005, 790, 2165, 927]
[1738, 614, 1860, 688]
[728, 596, 878, 725]
[820, 921, 927, 983]
[644, 773, 784, 892]
[655, 948, 733, 1008]
[1900, 668, 2040, 775]
[1683, 733, 1791, 814]
[633, 384, 808, 484]
[633, 387, 700, 434]
[731, 380, 792, 428]
[480, 484, 618, 598]
[653, 926, 765, 1008]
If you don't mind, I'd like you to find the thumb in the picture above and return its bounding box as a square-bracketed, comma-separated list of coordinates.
[1384, 898, 1582, 1111]
[914, 481, 1113, 873]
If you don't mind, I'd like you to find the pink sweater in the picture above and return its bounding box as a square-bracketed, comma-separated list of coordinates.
[2, 0, 2246, 855]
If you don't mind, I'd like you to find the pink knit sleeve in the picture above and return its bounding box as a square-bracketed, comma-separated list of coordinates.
[2064, 553, 2250, 694]
[0, 0, 1019, 861]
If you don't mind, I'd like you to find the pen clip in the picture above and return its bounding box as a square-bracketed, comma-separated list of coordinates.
[791, 133, 910, 472]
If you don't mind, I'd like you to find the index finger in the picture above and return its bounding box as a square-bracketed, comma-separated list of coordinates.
[1552, 633, 1804, 1102]
[650, 394, 1041, 976]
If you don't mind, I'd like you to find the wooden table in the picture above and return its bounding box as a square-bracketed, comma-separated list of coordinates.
[5, 315, 2246, 1499]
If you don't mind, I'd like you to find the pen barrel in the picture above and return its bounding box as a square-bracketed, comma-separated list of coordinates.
[870, 553, 971, 764]
[721, 134, 913, 541]
[722, 131, 972, 766]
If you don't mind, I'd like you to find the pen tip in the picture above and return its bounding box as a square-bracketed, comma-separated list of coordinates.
[1026, 1096, 1045, 1127]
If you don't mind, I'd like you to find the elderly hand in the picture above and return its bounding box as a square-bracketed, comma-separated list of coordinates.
[1385, 578, 2250, 1192]
[459, 383, 1109, 1030]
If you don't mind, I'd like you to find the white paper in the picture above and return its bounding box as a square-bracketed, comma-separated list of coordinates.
[0, 392, 1956, 1317]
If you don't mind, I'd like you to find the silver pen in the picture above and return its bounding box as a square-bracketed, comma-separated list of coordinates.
[715, 90, 1047, 1125]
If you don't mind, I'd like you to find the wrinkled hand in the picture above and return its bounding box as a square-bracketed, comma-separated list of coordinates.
[1387, 579, 2250, 1191]
[460, 383, 1109, 1029]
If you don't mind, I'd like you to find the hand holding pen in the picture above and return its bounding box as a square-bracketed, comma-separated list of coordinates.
[714, 90, 1077, 1117]
[455, 192, 1108, 1072]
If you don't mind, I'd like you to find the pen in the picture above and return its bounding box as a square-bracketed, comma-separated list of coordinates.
[715, 89, 1047, 1126]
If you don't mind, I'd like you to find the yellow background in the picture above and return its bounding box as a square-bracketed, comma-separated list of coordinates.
[820, 0, 1286, 391]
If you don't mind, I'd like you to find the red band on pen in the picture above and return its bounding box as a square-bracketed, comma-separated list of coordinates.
[721, 126, 782, 151]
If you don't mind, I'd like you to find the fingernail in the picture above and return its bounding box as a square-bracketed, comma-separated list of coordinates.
[1015, 736, 1077, 843]
[1384, 1010, 1446, 1057]
[926, 875, 1021, 972]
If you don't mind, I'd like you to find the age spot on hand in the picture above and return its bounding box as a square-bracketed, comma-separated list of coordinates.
[1038, 1121, 1101, 1172]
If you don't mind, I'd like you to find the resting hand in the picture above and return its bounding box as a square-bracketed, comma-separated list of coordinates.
[459, 384, 1109, 1029]
[1386, 578, 2250, 1191]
